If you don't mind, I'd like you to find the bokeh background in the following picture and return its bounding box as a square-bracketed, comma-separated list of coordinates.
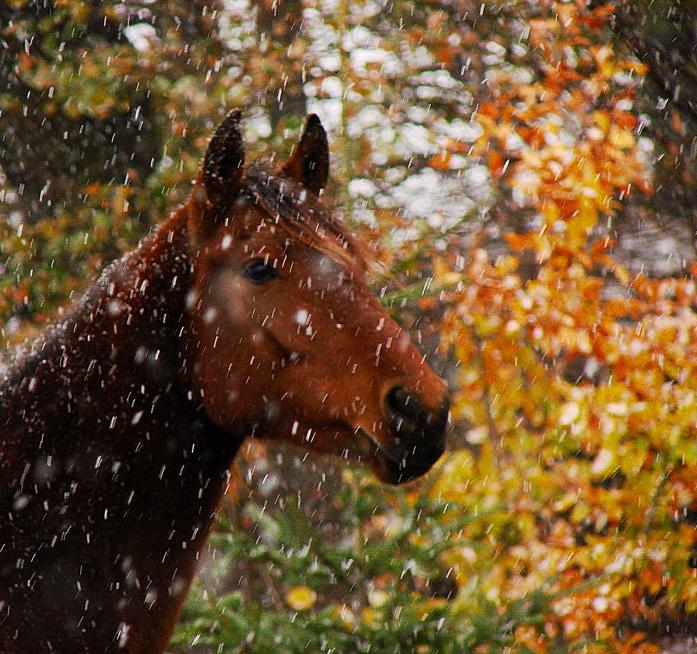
[3, 1, 697, 652]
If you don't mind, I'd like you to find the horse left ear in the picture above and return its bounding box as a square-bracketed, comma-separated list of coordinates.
[202, 110, 246, 208]
[190, 111, 246, 240]
[278, 114, 329, 195]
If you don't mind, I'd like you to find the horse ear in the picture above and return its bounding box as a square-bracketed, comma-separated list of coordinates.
[202, 110, 246, 207]
[278, 114, 329, 195]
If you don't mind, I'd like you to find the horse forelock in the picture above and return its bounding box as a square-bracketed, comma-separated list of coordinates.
[242, 170, 368, 271]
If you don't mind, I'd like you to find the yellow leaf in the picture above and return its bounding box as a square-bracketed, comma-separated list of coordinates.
[609, 126, 635, 149]
[285, 586, 317, 611]
[361, 607, 381, 627]
[593, 110, 610, 134]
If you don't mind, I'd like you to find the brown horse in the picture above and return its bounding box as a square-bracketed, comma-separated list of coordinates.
[0, 112, 449, 653]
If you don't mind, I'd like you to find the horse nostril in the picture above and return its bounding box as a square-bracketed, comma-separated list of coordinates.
[384, 386, 450, 444]
[386, 385, 405, 410]
[385, 386, 418, 419]
[381, 387, 449, 482]
[384, 385, 425, 436]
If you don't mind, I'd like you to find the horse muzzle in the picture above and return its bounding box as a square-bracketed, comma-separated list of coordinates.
[372, 385, 449, 484]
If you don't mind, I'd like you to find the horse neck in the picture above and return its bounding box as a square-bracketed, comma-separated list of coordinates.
[0, 204, 243, 653]
[1, 204, 226, 463]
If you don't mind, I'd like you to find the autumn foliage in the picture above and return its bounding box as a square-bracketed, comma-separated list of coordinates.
[423, 3, 696, 651]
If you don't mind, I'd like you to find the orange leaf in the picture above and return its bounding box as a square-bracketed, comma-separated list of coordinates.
[428, 151, 451, 171]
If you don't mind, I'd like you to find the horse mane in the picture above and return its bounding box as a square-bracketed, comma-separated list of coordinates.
[0, 234, 177, 404]
[245, 168, 368, 270]
[0, 288, 96, 401]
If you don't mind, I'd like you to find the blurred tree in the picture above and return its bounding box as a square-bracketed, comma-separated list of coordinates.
[0, 0, 156, 221]
[598, 0, 697, 269]
[256, 0, 307, 128]
[610, 1, 697, 122]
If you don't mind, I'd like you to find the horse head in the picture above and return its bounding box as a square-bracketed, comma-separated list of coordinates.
[185, 111, 449, 484]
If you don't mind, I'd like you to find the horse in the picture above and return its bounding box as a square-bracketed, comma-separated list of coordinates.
[0, 111, 449, 653]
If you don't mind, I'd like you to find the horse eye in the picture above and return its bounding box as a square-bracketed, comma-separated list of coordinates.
[244, 259, 277, 284]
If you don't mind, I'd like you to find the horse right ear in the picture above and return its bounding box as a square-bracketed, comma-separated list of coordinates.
[278, 114, 329, 195]
[201, 110, 246, 210]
